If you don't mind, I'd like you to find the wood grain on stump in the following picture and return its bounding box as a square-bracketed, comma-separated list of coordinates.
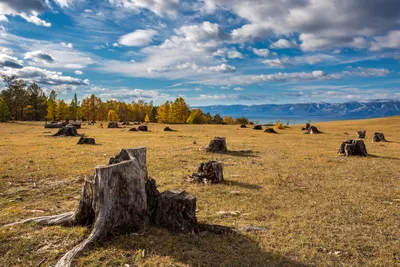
[192, 160, 224, 184]
[206, 136, 228, 153]
[373, 132, 387, 142]
[339, 139, 368, 156]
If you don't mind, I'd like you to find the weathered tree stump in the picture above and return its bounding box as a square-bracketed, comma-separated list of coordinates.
[133, 121, 141, 125]
[304, 126, 321, 134]
[338, 139, 368, 156]
[191, 160, 224, 184]
[154, 190, 197, 233]
[253, 125, 262, 130]
[357, 130, 366, 138]
[53, 124, 79, 137]
[264, 128, 277, 133]
[129, 127, 138, 131]
[107, 122, 119, 128]
[306, 123, 310, 130]
[163, 127, 175, 131]
[138, 125, 148, 131]
[373, 132, 387, 142]
[240, 124, 247, 128]
[206, 136, 228, 153]
[122, 121, 130, 125]
[77, 136, 95, 145]
[71, 122, 81, 129]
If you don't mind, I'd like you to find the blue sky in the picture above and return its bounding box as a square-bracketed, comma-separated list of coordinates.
[0, 0, 399, 105]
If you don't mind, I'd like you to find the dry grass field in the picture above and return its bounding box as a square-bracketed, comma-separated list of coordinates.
[1, 117, 400, 266]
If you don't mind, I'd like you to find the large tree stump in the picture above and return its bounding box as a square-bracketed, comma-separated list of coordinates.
[77, 136, 95, 145]
[338, 140, 368, 156]
[192, 160, 224, 184]
[154, 190, 197, 233]
[107, 122, 119, 128]
[373, 132, 387, 142]
[206, 136, 228, 153]
[253, 125, 262, 130]
[357, 130, 366, 138]
[53, 124, 79, 137]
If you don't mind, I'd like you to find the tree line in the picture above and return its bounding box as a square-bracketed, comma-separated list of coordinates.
[0, 75, 250, 125]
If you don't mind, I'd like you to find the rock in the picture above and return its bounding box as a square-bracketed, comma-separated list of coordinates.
[192, 160, 224, 184]
[338, 139, 368, 156]
[253, 125, 262, 130]
[138, 125, 148, 132]
[53, 124, 79, 137]
[206, 136, 228, 153]
[373, 132, 387, 142]
[108, 122, 119, 128]
[77, 136, 96, 145]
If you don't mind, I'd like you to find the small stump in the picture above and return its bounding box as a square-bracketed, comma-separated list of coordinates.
[264, 128, 277, 133]
[53, 124, 79, 137]
[339, 139, 368, 156]
[108, 122, 119, 128]
[192, 160, 224, 184]
[206, 136, 227, 153]
[305, 126, 321, 134]
[163, 127, 175, 131]
[129, 127, 138, 132]
[253, 125, 262, 130]
[373, 132, 387, 142]
[138, 125, 148, 132]
[72, 122, 81, 129]
[357, 130, 366, 138]
[77, 136, 95, 145]
[240, 124, 247, 128]
[122, 121, 130, 125]
[154, 190, 197, 233]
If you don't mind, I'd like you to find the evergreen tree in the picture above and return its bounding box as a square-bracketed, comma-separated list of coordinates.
[26, 83, 47, 121]
[69, 93, 79, 121]
[1, 75, 28, 120]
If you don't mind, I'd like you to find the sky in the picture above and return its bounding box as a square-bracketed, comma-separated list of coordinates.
[0, 0, 399, 106]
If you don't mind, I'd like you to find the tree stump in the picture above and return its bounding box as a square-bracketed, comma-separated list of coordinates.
[253, 125, 262, 130]
[240, 124, 247, 128]
[45, 122, 62, 128]
[264, 128, 277, 133]
[122, 121, 130, 125]
[357, 130, 366, 138]
[305, 123, 310, 130]
[138, 125, 148, 131]
[338, 140, 368, 156]
[163, 127, 175, 131]
[107, 122, 119, 128]
[71, 122, 81, 129]
[373, 132, 387, 142]
[304, 126, 321, 134]
[192, 160, 224, 184]
[77, 136, 95, 145]
[53, 124, 79, 137]
[206, 136, 228, 153]
[154, 190, 197, 233]
[129, 127, 138, 131]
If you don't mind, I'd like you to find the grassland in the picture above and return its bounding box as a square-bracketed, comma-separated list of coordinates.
[1, 117, 400, 266]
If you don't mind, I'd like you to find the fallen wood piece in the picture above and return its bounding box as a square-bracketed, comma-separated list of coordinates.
[129, 127, 138, 131]
[338, 139, 368, 156]
[206, 136, 227, 153]
[191, 160, 224, 184]
[373, 132, 387, 142]
[44, 123, 62, 128]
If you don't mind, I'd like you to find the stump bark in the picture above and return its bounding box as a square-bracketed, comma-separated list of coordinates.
[77, 136, 95, 145]
[373, 132, 387, 142]
[357, 130, 366, 138]
[192, 160, 224, 184]
[338, 140, 368, 156]
[53, 124, 79, 137]
[253, 125, 262, 130]
[107, 122, 119, 128]
[138, 125, 148, 131]
[206, 136, 228, 153]
[264, 128, 277, 133]
[305, 126, 321, 134]
[240, 124, 247, 128]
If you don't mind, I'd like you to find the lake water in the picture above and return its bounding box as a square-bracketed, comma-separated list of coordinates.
[247, 116, 359, 125]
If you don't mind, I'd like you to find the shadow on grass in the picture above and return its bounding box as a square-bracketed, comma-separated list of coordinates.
[368, 154, 400, 160]
[86, 226, 309, 267]
[224, 179, 263, 190]
[225, 150, 258, 158]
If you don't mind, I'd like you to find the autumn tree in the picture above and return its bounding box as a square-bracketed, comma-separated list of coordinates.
[69, 93, 79, 121]
[46, 90, 58, 121]
[108, 109, 119, 122]
[144, 113, 150, 123]
[56, 99, 69, 120]
[157, 101, 171, 123]
[0, 97, 10, 122]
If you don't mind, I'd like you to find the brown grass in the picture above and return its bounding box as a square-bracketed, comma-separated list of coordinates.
[1, 117, 400, 266]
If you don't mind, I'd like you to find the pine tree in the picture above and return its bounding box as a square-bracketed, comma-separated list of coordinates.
[69, 93, 79, 121]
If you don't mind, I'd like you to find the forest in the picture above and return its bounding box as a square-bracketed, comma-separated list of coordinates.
[0, 75, 249, 125]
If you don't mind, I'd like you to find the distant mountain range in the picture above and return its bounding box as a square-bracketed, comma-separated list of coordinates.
[196, 100, 400, 120]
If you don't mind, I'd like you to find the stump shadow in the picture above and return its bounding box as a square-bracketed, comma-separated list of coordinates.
[368, 154, 400, 160]
[224, 179, 263, 190]
[225, 150, 258, 158]
[100, 226, 310, 267]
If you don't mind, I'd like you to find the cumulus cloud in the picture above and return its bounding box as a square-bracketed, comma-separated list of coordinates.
[61, 42, 73, 49]
[0, 53, 23, 68]
[0, 0, 51, 27]
[118, 29, 158, 47]
[24, 50, 56, 63]
[370, 31, 400, 51]
[227, 50, 243, 59]
[110, 0, 180, 18]
[262, 58, 290, 68]
[251, 47, 270, 57]
[74, 70, 83, 75]
[97, 88, 170, 101]
[207, 63, 236, 73]
[0, 66, 89, 86]
[270, 39, 298, 49]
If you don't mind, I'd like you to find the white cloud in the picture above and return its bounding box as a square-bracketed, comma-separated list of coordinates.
[227, 50, 244, 59]
[97, 88, 170, 101]
[370, 31, 400, 51]
[270, 39, 298, 49]
[24, 50, 56, 63]
[61, 42, 73, 49]
[262, 58, 290, 68]
[251, 47, 270, 57]
[0, 53, 23, 68]
[19, 14, 51, 27]
[110, 0, 180, 18]
[118, 29, 158, 47]
[0, 15, 8, 22]
[207, 63, 236, 73]
[53, 0, 75, 8]
[74, 70, 83, 75]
